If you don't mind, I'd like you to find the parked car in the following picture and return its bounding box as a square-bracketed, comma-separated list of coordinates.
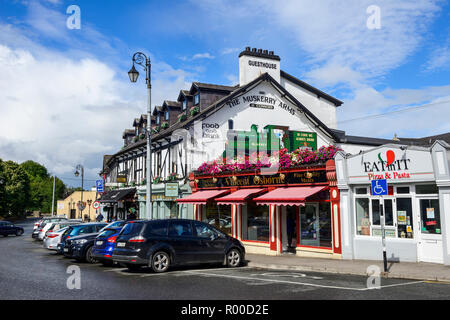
[0, 221, 24, 237]
[57, 223, 107, 255]
[112, 219, 245, 273]
[41, 221, 81, 244]
[38, 220, 80, 241]
[43, 226, 70, 250]
[32, 217, 68, 239]
[33, 217, 67, 232]
[91, 227, 124, 266]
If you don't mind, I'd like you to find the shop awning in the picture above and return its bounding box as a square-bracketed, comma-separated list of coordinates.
[98, 188, 136, 203]
[215, 188, 267, 205]
[176, 189, 230, 205]
[253, 186, 327, 206]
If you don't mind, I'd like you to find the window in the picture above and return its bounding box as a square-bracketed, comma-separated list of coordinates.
[193, 221, 216, 238]
[356, 198, 370, 235]
[420, 199, 441, 234]
[194, 93, 200, 105]
[396, 198, 413, 238]
[202, 203, 231, 235]
[168, 221, 193, 237]
[156, 115, 160, 124]
[355, 188, 367, 195]
[416, 184, 438, 194]
[165, 111, 169, 121]
[182, 99, 187, 110]
[144, 220, 168, 237]
[371, 199, 380, 225]
[396, 187, 410, 194]
[244, 202, 269, 242]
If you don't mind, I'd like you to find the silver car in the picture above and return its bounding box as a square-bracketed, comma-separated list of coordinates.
[38, 221, 80, 241]
[43, 223, 79, 250]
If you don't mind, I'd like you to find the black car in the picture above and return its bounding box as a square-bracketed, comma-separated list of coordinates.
[64, 232, 101, 263]
[59, 222, 107, 255]
[112, 219, 245, 273]
[0, 221, 24, 237]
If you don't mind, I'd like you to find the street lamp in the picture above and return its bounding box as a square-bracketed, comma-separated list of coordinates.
[128, 52, 152, 220]
[87, 199, 92, 222]
[74, 164, 84, 220]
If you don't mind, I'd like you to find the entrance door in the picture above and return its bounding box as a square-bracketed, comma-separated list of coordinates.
[417, 198, 443, 263]
[300, 204, 320, 247]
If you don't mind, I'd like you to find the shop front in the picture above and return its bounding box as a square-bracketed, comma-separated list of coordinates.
[98, 188, 137, 221]
[177, 160, 342, 258]
[137, 182, 193, 220]
[335, 142, 450, 265]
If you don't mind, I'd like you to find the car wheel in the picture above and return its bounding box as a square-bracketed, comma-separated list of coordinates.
[15, 229, 23, 236]
[226, 248, 242, 268]
[151, 251, 170, 273]
[85, 246, 97, 264]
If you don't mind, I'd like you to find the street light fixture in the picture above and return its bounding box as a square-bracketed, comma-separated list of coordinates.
[128, 52, 152, 220]
[74, 164, 84, 220]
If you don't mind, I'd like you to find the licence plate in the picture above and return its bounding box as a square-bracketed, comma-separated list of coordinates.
[117, 242, 126, 247]
[96, 241, 103, 246]
[64, 248, 69, 252]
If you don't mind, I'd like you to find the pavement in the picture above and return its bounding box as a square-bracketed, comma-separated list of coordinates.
[246, 253, 450, 282]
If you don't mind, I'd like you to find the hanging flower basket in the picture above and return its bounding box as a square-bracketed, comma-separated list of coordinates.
[161, 122, 169, 129]
[178, 113, 187, 122]
[189, 106, 199, 117]
[168, 172, 178, 181]
[152, 176, 161, 184]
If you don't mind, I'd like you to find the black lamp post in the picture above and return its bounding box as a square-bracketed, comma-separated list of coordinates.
[74, 164, 84, 219]
[128, 52, 152, 220]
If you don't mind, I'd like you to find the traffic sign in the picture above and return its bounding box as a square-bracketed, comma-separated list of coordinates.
[371, 179, 387, 196]
[77, 201, 86, 211]
[96, 180, 104, 193]
[92, 201, 100, 210]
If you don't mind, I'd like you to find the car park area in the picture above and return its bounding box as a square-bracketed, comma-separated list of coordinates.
[0, 219, 450, 300]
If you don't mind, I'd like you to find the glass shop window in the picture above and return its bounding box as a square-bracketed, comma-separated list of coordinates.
[416, 184, 438, 194]
[371, 199, 393, 226]
[396, 187, 410, 194]
[355, 188, 368, 195]
[245, 202, 270, 242]
[356, 198, 370, 236]
[420, 199, 441, 235]
[396, 198, 413, 238]
[202, 202, 232, 235]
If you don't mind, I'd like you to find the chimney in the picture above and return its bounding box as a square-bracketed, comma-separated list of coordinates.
[238, 47, 281, 86]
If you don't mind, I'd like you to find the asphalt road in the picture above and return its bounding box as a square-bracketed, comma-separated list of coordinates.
[1, 219, 450, 300]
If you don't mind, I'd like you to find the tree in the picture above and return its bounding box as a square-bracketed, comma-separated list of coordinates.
[2, 161, 30, 217]
[0, 159, 6, 214]
[20, 160, 66, 213]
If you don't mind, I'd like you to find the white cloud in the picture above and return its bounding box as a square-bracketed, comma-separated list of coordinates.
[424, 44, 450, 72]
[192, 52, 215, 60]
[221, 48, 240, 55]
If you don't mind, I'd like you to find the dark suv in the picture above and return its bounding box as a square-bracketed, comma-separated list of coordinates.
[112, 219, 245, 273]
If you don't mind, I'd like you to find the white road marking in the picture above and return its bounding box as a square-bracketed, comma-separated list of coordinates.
[183, 270, 425, 291]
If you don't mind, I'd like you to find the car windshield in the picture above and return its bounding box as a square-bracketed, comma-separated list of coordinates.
[98, 228, 117, 238]
[106, 221, 126, 229]
[120, 222, 144, 236]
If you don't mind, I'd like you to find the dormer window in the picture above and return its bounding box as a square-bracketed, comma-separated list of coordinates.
[165, 110, 169, 121]
[156, 115, 160, 124]
[182, 99, 187, 110]
[194, 93, 200, 105]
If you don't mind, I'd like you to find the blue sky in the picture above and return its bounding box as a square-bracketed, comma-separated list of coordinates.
[0, 0, 449, 187]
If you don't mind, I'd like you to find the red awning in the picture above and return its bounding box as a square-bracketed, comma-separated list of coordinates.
[176, 189, 230, 205]
[253, 186, 327, 206]
[215, 188, 267, 205]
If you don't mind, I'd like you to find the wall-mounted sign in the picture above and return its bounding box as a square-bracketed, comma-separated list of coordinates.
[248, 60, 277, 69]
[289, 131, 317, 151]
[346, 147, 435, 184]
[225, 94, 296, 116]
[196, 170, 327, 189]
[202, 123, 220, 139]
[165, 183, 179, 197]
[117, 175, 127, 183]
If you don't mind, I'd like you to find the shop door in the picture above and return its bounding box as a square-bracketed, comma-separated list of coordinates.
[417, 198, 443, 263]
[299, 204, 320, 247]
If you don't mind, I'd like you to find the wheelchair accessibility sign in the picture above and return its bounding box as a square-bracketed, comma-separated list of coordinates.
[371, 179, 388, 196]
